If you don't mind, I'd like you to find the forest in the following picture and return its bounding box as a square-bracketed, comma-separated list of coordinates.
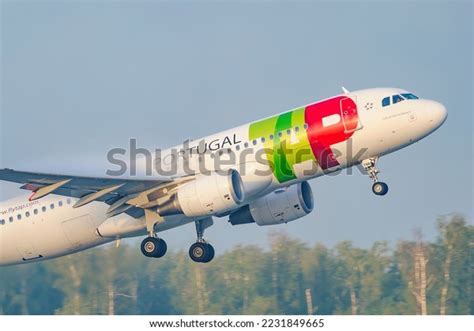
[0, 214, 472, 315]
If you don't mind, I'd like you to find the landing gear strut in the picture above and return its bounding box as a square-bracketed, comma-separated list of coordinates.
[362, 157, 389, 196]
[189, 218, 215, 263]
[140, 209, 167, 258]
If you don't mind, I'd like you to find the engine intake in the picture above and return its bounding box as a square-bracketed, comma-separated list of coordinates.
[158, 169, 245, 217]
[229, 181, 314, 226]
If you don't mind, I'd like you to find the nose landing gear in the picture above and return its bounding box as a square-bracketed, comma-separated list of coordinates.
[362, 157, 389, 196]
[372, 181, 389, 195]
[189, 218, 215, 263]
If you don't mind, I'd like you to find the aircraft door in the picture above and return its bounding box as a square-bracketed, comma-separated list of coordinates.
[340, 97, 362, 133]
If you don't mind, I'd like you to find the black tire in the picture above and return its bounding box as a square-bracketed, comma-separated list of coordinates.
[203, 243, 215, 263]
[189, 242, 215, 263]
[154, 238, 167, 258]
[141, 237, 160, 258]
[189, 242, 208, 263]
[372, 182, 389, 196]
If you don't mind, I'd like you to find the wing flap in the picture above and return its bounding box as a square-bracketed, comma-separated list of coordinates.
[0, 168, 167, 195]
[0, 168, 179, 218]
[29, 179, 72, 201]
[73, 184, 125, 208]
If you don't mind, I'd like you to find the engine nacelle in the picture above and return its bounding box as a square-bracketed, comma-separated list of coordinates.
[158, 169, 245, 217]
[229, 181, 314, 226]
[239, 161, 273, 198]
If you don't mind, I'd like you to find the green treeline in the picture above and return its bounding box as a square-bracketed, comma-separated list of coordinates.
[0, 215, 472, 315]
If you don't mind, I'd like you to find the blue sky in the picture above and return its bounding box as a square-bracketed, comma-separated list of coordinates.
[1, 1, 472, 251]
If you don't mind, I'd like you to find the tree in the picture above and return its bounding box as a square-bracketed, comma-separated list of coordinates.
[397, 230, 433, 315]
[434, 215, 472, 314]
[268, 232, 307, 314]
[301, 243, 339, 314]
[206, 245, 264, 314]
[0, 215, 472, 315]
[335, 241, 367, 314]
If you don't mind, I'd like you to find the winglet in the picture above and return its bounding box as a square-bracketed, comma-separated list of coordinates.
[342, 86, 350, 94]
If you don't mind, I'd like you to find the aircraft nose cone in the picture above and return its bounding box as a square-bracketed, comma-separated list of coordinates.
[428, 101, 448, 129]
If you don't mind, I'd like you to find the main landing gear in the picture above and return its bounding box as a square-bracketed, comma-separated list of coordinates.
[140, 236, 167, 258]
[141, 209, 168, 258]
[140, 217, 215, 263]
[362, 157, 389, 196]
[189, 218, 215, 263]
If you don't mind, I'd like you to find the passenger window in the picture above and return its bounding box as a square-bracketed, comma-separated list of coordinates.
[42, 206, 47, 212]
[244, 142, 249, 148]
[236, 145, 240, 151]
[382, 97, 390, 107]
[0, 219, 4, 225]
[286, 129, 291, 135]
[50, 203, 55, 210]
[295, 126, 300, 132]
[252, 140, 257, 146]
[392, 95, 404, 104]
[303, 123, 309, 129]
[261, 137, 265, 143]
[269, 134, 274, 140]
[59, 201, 63, 207]
[17, 214, 21, 220]
[9, 216, 13, 223]
[278, 132, 283, 138]
[26, 211, 30, 218]
[34, 209, 38, 215]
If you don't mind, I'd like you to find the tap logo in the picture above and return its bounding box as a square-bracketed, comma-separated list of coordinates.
[249, 96, 360, 183]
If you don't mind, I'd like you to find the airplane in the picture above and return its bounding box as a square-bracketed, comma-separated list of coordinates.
[0, 87, 447, 266]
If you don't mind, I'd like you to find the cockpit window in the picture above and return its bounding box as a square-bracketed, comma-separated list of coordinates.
[382, 92, 419, 107]
[392, 95, 405, 104]
[401, 93, 419, 100]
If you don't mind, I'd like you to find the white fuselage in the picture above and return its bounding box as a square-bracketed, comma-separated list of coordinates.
[0, 88, 447, 266]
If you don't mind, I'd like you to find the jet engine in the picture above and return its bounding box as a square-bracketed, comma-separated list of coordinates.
[229, 181, 314, 226]
[158, 169, 245, 217]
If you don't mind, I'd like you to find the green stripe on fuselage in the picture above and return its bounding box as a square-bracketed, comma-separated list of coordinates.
[273, 111, 296, 182]
[249, 107, 317, 183]
[285, 108, 317, 171]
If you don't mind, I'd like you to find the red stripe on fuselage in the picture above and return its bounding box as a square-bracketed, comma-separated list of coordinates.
[304, 96, 359, 170]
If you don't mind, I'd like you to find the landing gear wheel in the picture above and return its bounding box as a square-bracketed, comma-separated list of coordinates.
[140, 237, 167, 258]
[189, 242, 215, 263]
[189, 242, 206, 262]
[372, 182, 389, 196]
[204, 244, 215, 263]
[189, 218, 215, 263]
[154, 238, 167, 258]
[363, 157, 389, 196]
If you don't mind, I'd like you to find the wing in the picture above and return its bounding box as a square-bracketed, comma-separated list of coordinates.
[0, 168, 192, 218]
